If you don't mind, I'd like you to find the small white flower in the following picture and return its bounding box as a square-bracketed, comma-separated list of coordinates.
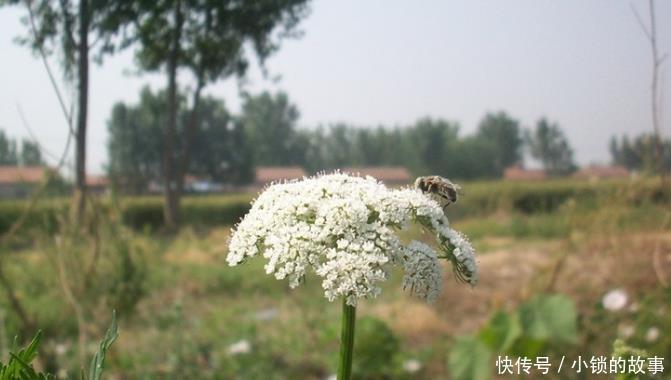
[403, 359, 422, 373]
[618, 324, 635, 338]
[646, 327, 660, 342]
[227, 339, 251, 355]
[602, 289, 628, 311]
[254, 308, 278, 321]
[227, 173, 477, 306]
[54, 342, 68, 356]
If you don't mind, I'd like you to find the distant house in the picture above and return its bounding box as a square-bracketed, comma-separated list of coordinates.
[340, 166, 412, 186]
[0, 166, 50, 198]
[573, 165, 630, 181]
[504, 165, 547, 181]
[86, 175, 109, 195]
[254, 166, 306, 187]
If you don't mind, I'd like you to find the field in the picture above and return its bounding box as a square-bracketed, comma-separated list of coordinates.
[1, 178, 670, 379]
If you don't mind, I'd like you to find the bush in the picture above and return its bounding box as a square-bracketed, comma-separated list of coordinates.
[448, 294, 578, 380]
[452, 178, 668, 218]
[1, 179, 667, 233]
[0, 194, 252, 234]
[353, 316, 401, 379]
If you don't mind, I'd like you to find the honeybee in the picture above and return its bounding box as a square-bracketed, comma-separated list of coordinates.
[414, 175, 461, 210]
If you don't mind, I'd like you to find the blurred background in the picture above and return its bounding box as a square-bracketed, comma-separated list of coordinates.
[0, 0, 669, 379]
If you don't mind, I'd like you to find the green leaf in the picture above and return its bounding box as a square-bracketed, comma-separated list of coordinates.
[448, 335, 492, 380]
[14, 331, 41, 365]
[0, 331, 54, 380]
[479, 311, 521, 353]
[87, 311, 119, 380]
[518, 294, 578, 344]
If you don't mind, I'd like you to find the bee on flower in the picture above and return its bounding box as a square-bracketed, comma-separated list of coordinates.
[227, 172, 477, 306]
[414, 175, 461, 212]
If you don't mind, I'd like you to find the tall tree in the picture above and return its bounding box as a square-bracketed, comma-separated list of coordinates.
[19, 140, 44, 165]
[526, 118, 576, 176]
[0, 131, 18, 165]
[2, 0, 124, 216]
[107, 87, 166, 193]
[408, 117, 460, 176]
[107, 86, 253, 194]
[240, 91, 303, 166]
[610, 133, 671, 173]
[631, 0, 667, 181]
[188, 96, 253, 184]
[120, 0, 310, 230]
[475, 112, 523, 176]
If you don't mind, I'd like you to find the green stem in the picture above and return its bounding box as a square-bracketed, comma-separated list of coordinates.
[337, 298, 356, 380]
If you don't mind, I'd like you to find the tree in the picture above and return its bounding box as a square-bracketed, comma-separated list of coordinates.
[107, 86, 253, 194]
[407, 118, 460, 176]
[189, 97, 253, 184]
[2, 0, 125, 216]
[20, 140, 44, 165]
[526, 118, 576, 176]
[610, 133, 671, 173]
[475, 112, 523, 176]
[240, 91, 303, 166]
[107, 87, 165, 193]
[119, 0, 311, 230]
[0, 130, 18, 165]
[631, 0, 667, 182]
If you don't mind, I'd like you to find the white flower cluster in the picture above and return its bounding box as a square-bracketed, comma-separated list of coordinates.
[227, 173, 477, 306]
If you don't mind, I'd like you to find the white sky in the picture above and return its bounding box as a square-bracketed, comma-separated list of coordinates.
[1, 0, 670, 175]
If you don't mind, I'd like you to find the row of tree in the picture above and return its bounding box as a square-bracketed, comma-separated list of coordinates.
[107, 89, 579, 189]
[610, 134, 671, 173]
[0, 130, 44, 166]
[2, 0, 311, 229]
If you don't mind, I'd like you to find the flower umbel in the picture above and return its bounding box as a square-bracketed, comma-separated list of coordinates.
[227, 173, 477, 306]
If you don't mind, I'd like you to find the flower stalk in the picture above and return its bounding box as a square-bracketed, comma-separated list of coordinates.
[338, 298, 356, 380]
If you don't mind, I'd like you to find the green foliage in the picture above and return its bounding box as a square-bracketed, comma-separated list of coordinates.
[19, 142, 43, 166]
[352, 316, 400, 379]
[0, 130, 44, 166]
[0, 193, 252, 234]
[241, 91, 303, 167]
[0, 313, 117, 380]
[518, 294, 577, 345]
[120, 194, 252, 230]
[448, 335, 491, 380]
[0, 131, 18, 166]
[86, 312, 118, 380]
[526, 118, 576, 176]
[107, 87, 253, 192]
[121, 0, 311, 83]
[2, 178, 669, 235]
[448, 294, 578, 380]
[478, 311, 521, 353]
[0, 332, 53, 380]
[296, 113, 521, 179]
[610, 133, 671, 174]
[475, 112, 523, 176]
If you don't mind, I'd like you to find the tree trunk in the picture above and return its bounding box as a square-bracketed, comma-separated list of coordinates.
[163, 0, 183, 231]
[74, 0, 89, 219]
[648, 0, 665, 183]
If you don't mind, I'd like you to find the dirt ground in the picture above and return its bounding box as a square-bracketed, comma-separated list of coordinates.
[369, 232, 671, 343]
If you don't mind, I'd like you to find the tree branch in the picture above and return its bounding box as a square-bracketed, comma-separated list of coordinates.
[25, 0, 76, 137]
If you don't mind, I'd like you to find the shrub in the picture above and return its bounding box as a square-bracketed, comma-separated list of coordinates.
[353, 316, 401, 379]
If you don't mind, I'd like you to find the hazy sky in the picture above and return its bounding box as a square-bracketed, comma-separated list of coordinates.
[1, 0, 670, 175]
